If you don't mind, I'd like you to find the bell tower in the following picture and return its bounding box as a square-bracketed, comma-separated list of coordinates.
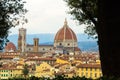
[18, 28, 26, 52]
[33, 38, 39, 52]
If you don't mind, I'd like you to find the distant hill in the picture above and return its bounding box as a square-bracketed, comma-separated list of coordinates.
[8, 33, 98, 52]
[78, 41, 98, 52]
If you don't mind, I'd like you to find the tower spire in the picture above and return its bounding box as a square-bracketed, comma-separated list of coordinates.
[64, 18, 68, 26]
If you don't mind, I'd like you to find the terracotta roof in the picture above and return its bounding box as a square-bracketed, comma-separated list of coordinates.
[54, 63, 69, 68]
[0, 56, 14, 59]
[54, 19, 77, 42]
[27, 57, 56, 61]
[77, 64, 101, 68]
[74, 47, 81, 51]
[0, 52, 20, 59]
[55, 70, 75, 75]
[5, 42, 16, 52]
[26, 53, 42, 57]
[2, 52, 20, 55]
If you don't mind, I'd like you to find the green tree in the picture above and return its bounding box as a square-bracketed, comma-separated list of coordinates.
[64, 0, 98, 38]
[22, 64, 29, 78]
[64, 0, 120, 77]
[98, 0, 120, 77]
[0, 0, 27, 50]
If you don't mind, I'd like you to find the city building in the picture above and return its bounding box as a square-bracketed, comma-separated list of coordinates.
[76, 64, 102, 79]
[4, 42, 17, 52]
[18, 28, 26, 52]
[0, 19, 102, 79]
[35, 62, 54, 77]
[0, 64, 23, 79]
[17, 19, 81, 54]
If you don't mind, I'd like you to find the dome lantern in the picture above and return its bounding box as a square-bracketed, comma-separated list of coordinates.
[64, 18, 68, 26]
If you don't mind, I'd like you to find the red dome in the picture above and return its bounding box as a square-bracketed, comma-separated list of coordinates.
[54, 19, 77, 42]
[5, 42, 16, 52]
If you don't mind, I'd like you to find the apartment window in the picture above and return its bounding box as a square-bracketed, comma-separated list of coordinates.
[11, 74, 12, 77]
[6, 74, 8, 76]
[95, 73, 97, 77]
[100, 73, 102, 77]
[81, 72, 84, 76]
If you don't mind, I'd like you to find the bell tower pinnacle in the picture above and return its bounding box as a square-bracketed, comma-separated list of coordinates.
[18, 27, 26, 52]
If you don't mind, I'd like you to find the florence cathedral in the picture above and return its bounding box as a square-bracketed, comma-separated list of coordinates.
[5, 19, 81, 54]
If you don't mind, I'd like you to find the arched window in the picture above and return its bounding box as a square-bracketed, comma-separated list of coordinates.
[67, 43, 70, 46]
[59, 43, 62, 45]
[29, 48, 31, 51]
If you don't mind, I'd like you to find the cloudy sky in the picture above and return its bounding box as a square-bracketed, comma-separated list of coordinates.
[10, 0, 86, 35]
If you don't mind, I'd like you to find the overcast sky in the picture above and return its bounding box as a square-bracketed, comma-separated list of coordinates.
[10, 0, 86, 35]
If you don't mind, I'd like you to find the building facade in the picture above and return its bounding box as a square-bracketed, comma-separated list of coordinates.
[76, 64, 102, 79]
[17, 19, 81, 54]
[18, 28, 26, 52]
[54, 19, 81, 54]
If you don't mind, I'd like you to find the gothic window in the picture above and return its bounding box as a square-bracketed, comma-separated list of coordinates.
[67, 43, 70, 46]
[29, 48, 31, 51]
[59, 43, 62, 45]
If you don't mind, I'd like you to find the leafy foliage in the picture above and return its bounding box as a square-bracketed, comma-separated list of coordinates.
[64, 0, 98, 38]
[8, 75, 93, 80]
[8, 76, 120, 80]
[0, 0, 27, 50]
[22, 64, 29, 78]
